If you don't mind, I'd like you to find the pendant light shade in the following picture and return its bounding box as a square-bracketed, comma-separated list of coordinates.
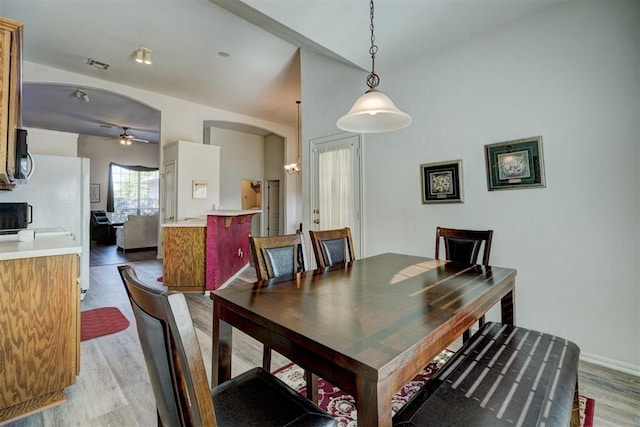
[337, 89, 411, 133]
[337, 0, 411, 134]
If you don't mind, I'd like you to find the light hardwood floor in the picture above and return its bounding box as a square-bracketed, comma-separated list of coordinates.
[6, 259, 640, 426]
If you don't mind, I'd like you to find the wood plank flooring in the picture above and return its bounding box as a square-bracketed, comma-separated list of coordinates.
[5, 259, 639, 426]
[89, 242, 158, 267]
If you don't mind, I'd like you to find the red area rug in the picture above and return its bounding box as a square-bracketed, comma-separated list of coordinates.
[80, 307, 130, 341]
[274, 350, 595, 427]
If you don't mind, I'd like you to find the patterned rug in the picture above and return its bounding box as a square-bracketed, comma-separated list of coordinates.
[80, 307, 130, 341]
[274, 350, 595, 427]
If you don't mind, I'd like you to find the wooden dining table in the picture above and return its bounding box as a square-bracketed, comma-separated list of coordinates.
[210, 252, 517, 427]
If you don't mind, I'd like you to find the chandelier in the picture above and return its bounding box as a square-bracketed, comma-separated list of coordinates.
[337, 0, 411, 133]
[284, 100, 302, 175]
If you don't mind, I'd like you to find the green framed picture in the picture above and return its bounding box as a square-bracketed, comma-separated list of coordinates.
[485, 136, 546, 191]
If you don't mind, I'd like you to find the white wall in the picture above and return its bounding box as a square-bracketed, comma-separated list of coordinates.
[164, 141, 221, 219]
[78, 135, 159, 212]
[23, 61, 301, 235]
[265, 134, 285, 234]
[301, 1, 639, 373]
[206, 127, 264, 210]
[25, 127, 78, 157]
[300, 48, 363, 240]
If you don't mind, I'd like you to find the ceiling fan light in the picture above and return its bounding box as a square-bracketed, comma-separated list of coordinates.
[337, 89, 411, 133]
[135, 48, 144, 63]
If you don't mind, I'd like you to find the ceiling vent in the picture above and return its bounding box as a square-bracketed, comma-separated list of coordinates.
[87, 58, 109, 70]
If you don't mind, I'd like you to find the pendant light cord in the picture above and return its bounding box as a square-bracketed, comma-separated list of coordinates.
[367, 0, 380, 90]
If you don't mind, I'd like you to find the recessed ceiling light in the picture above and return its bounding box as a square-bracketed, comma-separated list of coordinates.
[218, 51, 230, 58]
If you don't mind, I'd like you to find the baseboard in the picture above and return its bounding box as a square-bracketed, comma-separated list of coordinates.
[580, 351, 640, 377]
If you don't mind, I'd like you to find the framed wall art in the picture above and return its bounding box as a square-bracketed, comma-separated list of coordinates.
[421, 160, 463, 204]
[484, 136, 546, 191]
[192, 180, 207, 199]
[89, 183, 100, 203]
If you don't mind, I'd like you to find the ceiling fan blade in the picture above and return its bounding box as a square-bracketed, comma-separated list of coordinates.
[131, 138, 150, 143]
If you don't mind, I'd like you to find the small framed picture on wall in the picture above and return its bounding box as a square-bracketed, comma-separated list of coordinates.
[192, 180, 207, 199]
[421, 160, 463, 204]
[90, 183, 100, 203]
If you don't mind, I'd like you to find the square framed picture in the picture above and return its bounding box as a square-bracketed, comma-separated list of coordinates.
[192, 180, 207, 199]
[485, 136, 546, 191]
[421, 160, 463, 204]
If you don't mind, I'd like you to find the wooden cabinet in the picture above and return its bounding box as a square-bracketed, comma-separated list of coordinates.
[161, 211, 258, 293]
[162, 225, 206, 292]
[0, 17, 23, 190]
[0, 253, 80, 423]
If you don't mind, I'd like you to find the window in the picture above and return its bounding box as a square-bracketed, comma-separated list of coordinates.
[110, 165, 159, 217]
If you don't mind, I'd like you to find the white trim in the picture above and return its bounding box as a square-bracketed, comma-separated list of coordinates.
[216, 263, 249, 290]
[580, 352, 640, 377]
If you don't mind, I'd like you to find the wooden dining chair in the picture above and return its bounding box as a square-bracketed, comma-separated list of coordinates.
[250, 233, 306, 282]
[117, 265, 335, 427]
[435, 226, 494, 341]
[248, 233, 317, 400]
[309, 227, 356, 268]
[435, 226, 493, 266]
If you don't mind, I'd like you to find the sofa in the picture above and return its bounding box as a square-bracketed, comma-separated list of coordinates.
[115, 215, 159, 252]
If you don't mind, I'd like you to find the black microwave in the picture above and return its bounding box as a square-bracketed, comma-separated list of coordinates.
[0, 202, 32, 230]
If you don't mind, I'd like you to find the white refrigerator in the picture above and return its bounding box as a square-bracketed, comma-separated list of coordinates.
[0, 154, 91, 298]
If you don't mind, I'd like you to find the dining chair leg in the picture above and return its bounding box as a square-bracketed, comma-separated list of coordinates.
[263, 345, 272, 371]
[306, 371, 318, 403]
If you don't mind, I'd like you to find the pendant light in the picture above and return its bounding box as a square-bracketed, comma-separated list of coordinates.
[284, 100, 302, 175]
[337, 0, 411, 133]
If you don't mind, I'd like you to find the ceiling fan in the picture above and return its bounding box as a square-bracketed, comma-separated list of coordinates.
[106, 127, 149, 145]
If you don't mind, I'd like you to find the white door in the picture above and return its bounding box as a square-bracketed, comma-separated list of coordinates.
[267, 180, 280, 236]
[310, 133, 362, 258]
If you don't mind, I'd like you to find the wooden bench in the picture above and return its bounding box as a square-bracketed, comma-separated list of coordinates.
[393, 322, 581, 426]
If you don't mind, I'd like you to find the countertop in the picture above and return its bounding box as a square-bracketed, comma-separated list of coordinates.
[0, 234, 81, 261]
[162, 209, 262, 227]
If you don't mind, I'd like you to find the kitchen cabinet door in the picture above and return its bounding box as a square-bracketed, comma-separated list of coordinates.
[0, 17, 22, 189]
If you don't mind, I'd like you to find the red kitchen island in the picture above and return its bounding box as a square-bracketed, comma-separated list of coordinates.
[161, 209, 260, 292]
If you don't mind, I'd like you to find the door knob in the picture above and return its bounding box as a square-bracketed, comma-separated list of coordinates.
[313, 219, 320, 224]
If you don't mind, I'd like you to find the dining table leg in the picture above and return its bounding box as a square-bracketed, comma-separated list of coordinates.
[356, 376, 392, 427]
[211, 303, 232, 387]
[501, 288, 515, 324]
